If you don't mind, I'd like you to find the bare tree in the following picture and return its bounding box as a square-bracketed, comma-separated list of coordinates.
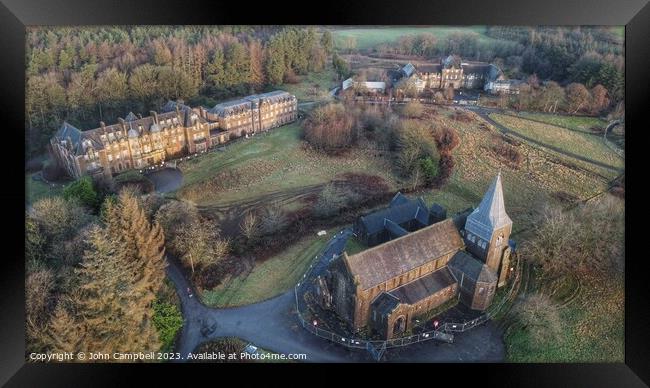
[240, 211, 261, 241]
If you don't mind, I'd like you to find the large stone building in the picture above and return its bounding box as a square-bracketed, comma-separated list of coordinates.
[315, 173, 513, 339]
[395, 55, 503, 93]
[50, 91, 297, 180]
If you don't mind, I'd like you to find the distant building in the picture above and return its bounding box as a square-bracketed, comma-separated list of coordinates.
[342, 78, 386, 93]
[315, 173, 513, 339]
[484, 79, 524, 95]
[50, 91, 297, 180]
[395, 55, 503, 93]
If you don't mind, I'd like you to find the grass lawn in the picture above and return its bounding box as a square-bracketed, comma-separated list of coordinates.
[175, 122, 400, 207]
[488, 113, 623, 176]
[515, 112, 608, 133]
[504, 274, 624, 362]
[344, 235, 368, 256]
[26, 173, 66, 205]
[201, 232, 330, 307]
[330, 26, 493, 50]
[418, 107, 614, 235]
[280, 65, 338, 103]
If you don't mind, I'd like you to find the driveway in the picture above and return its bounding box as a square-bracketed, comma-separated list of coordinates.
[146, 168, 183, 193]
[166, 228, 505, 362]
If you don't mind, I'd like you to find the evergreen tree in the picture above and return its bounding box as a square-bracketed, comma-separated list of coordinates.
[248, 40, 266, 92]
[265, 38, 285, 85]
[320, 30, 334, 55]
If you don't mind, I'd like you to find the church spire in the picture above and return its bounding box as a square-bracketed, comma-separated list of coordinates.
[465, 172, 512, 242]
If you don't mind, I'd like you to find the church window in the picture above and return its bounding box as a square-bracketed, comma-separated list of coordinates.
[479, 287, 485, 295]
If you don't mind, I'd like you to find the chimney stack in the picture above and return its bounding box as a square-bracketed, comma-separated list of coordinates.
[150, 111, 159, 124]
[100, 121, 105, 130]
[118, 118, 126, 135]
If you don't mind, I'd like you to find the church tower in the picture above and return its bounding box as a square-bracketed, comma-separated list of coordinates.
[464, 172, 513, 287]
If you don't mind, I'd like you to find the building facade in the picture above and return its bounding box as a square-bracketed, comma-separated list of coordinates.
[50, 91, 297, 180]
[315, 173, 513, 339]
[396, 55, 503, 93]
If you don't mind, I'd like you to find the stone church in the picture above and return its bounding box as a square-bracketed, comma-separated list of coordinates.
[314, 173, 513, 339]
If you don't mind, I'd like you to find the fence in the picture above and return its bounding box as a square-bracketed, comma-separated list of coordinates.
[294, 230, 523, 360]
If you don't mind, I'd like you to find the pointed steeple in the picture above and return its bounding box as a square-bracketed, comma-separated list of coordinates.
[465, 172, 512, 241]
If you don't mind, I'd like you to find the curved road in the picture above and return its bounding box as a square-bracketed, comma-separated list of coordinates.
[466, 106, 621, 173]
[166, 229, 505, 362]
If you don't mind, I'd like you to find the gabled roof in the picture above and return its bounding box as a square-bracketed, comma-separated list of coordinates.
[465, 172, 512, 241]
[371, 292, 400, 316]
[417, 64, 441, 73]
[125, 112, 138, 122]
[359, 193, 429, 236]
[345, 219, 465, 290]
[401, 63, 416, 78]
[388, 267, 457, 305]
[448, 251, 497, 284]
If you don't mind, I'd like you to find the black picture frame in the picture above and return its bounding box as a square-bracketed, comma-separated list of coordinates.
[2, 0, 648, 385]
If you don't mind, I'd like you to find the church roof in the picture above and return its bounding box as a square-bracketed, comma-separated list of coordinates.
[465, 172, 512, 241]
[345, 218, 464, 290]
[388, 266, 457, 305]
[125, 112, 138, 122]
[359, 193, 429, 236]
[401, 63, 416, 78]
[371, 292, 400, 316]
[448, 251, 497, 284]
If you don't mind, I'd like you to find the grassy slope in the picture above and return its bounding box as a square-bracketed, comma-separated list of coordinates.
[175, 122, 400, 207]
[26, 173, 66, 205]
[330, 26, 492, 50]
[505, 274, 624, 362]
[419, 108, 613, 236]
[489, 113, 623, 175]
[201, 233, 329, 307]
[516, 112, 608, 133]
[280, 65, 338, 103]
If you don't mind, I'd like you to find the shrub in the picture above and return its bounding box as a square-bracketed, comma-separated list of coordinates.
[419, 157, 439, 186]
[63, 176, 99, 209]
[152, 300, 183, 352]
[433, 126, 460, 154]
[303, 103, 357, 153]
[491, 140, 523, 169]
[30, 197, 90, 243]
[401, 101, 424, 118]
[313, 183, 361, 218]
[394, 120, 438, 177]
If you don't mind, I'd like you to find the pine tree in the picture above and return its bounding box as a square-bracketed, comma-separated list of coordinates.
[103, 190, 166, 351]
[249, 40, 266, 92]
[46, 299, 88, 355]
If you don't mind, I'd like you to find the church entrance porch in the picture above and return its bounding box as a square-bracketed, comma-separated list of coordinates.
[393, 316, 406, 336]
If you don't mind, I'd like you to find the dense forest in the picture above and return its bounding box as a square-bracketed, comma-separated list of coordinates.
[26, 26, 333, 156]
[373, 26, 624, 103]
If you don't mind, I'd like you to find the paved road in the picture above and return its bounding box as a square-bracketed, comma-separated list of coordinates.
[466, 106, 621, 173]
[166, 228, 505, 363]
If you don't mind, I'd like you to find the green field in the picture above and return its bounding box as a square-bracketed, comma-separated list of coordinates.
[201, 232, 329, 307]
[515, 112, 608, 133]
[504, 274, 624, 362]
[175, 122, 400, 207]
[280, 65, 338, 103]
[417, 107, 615, 236]
[26, 173, 67, 205]
[330, 26, 491, 50]
[489, 113, 623, 176]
